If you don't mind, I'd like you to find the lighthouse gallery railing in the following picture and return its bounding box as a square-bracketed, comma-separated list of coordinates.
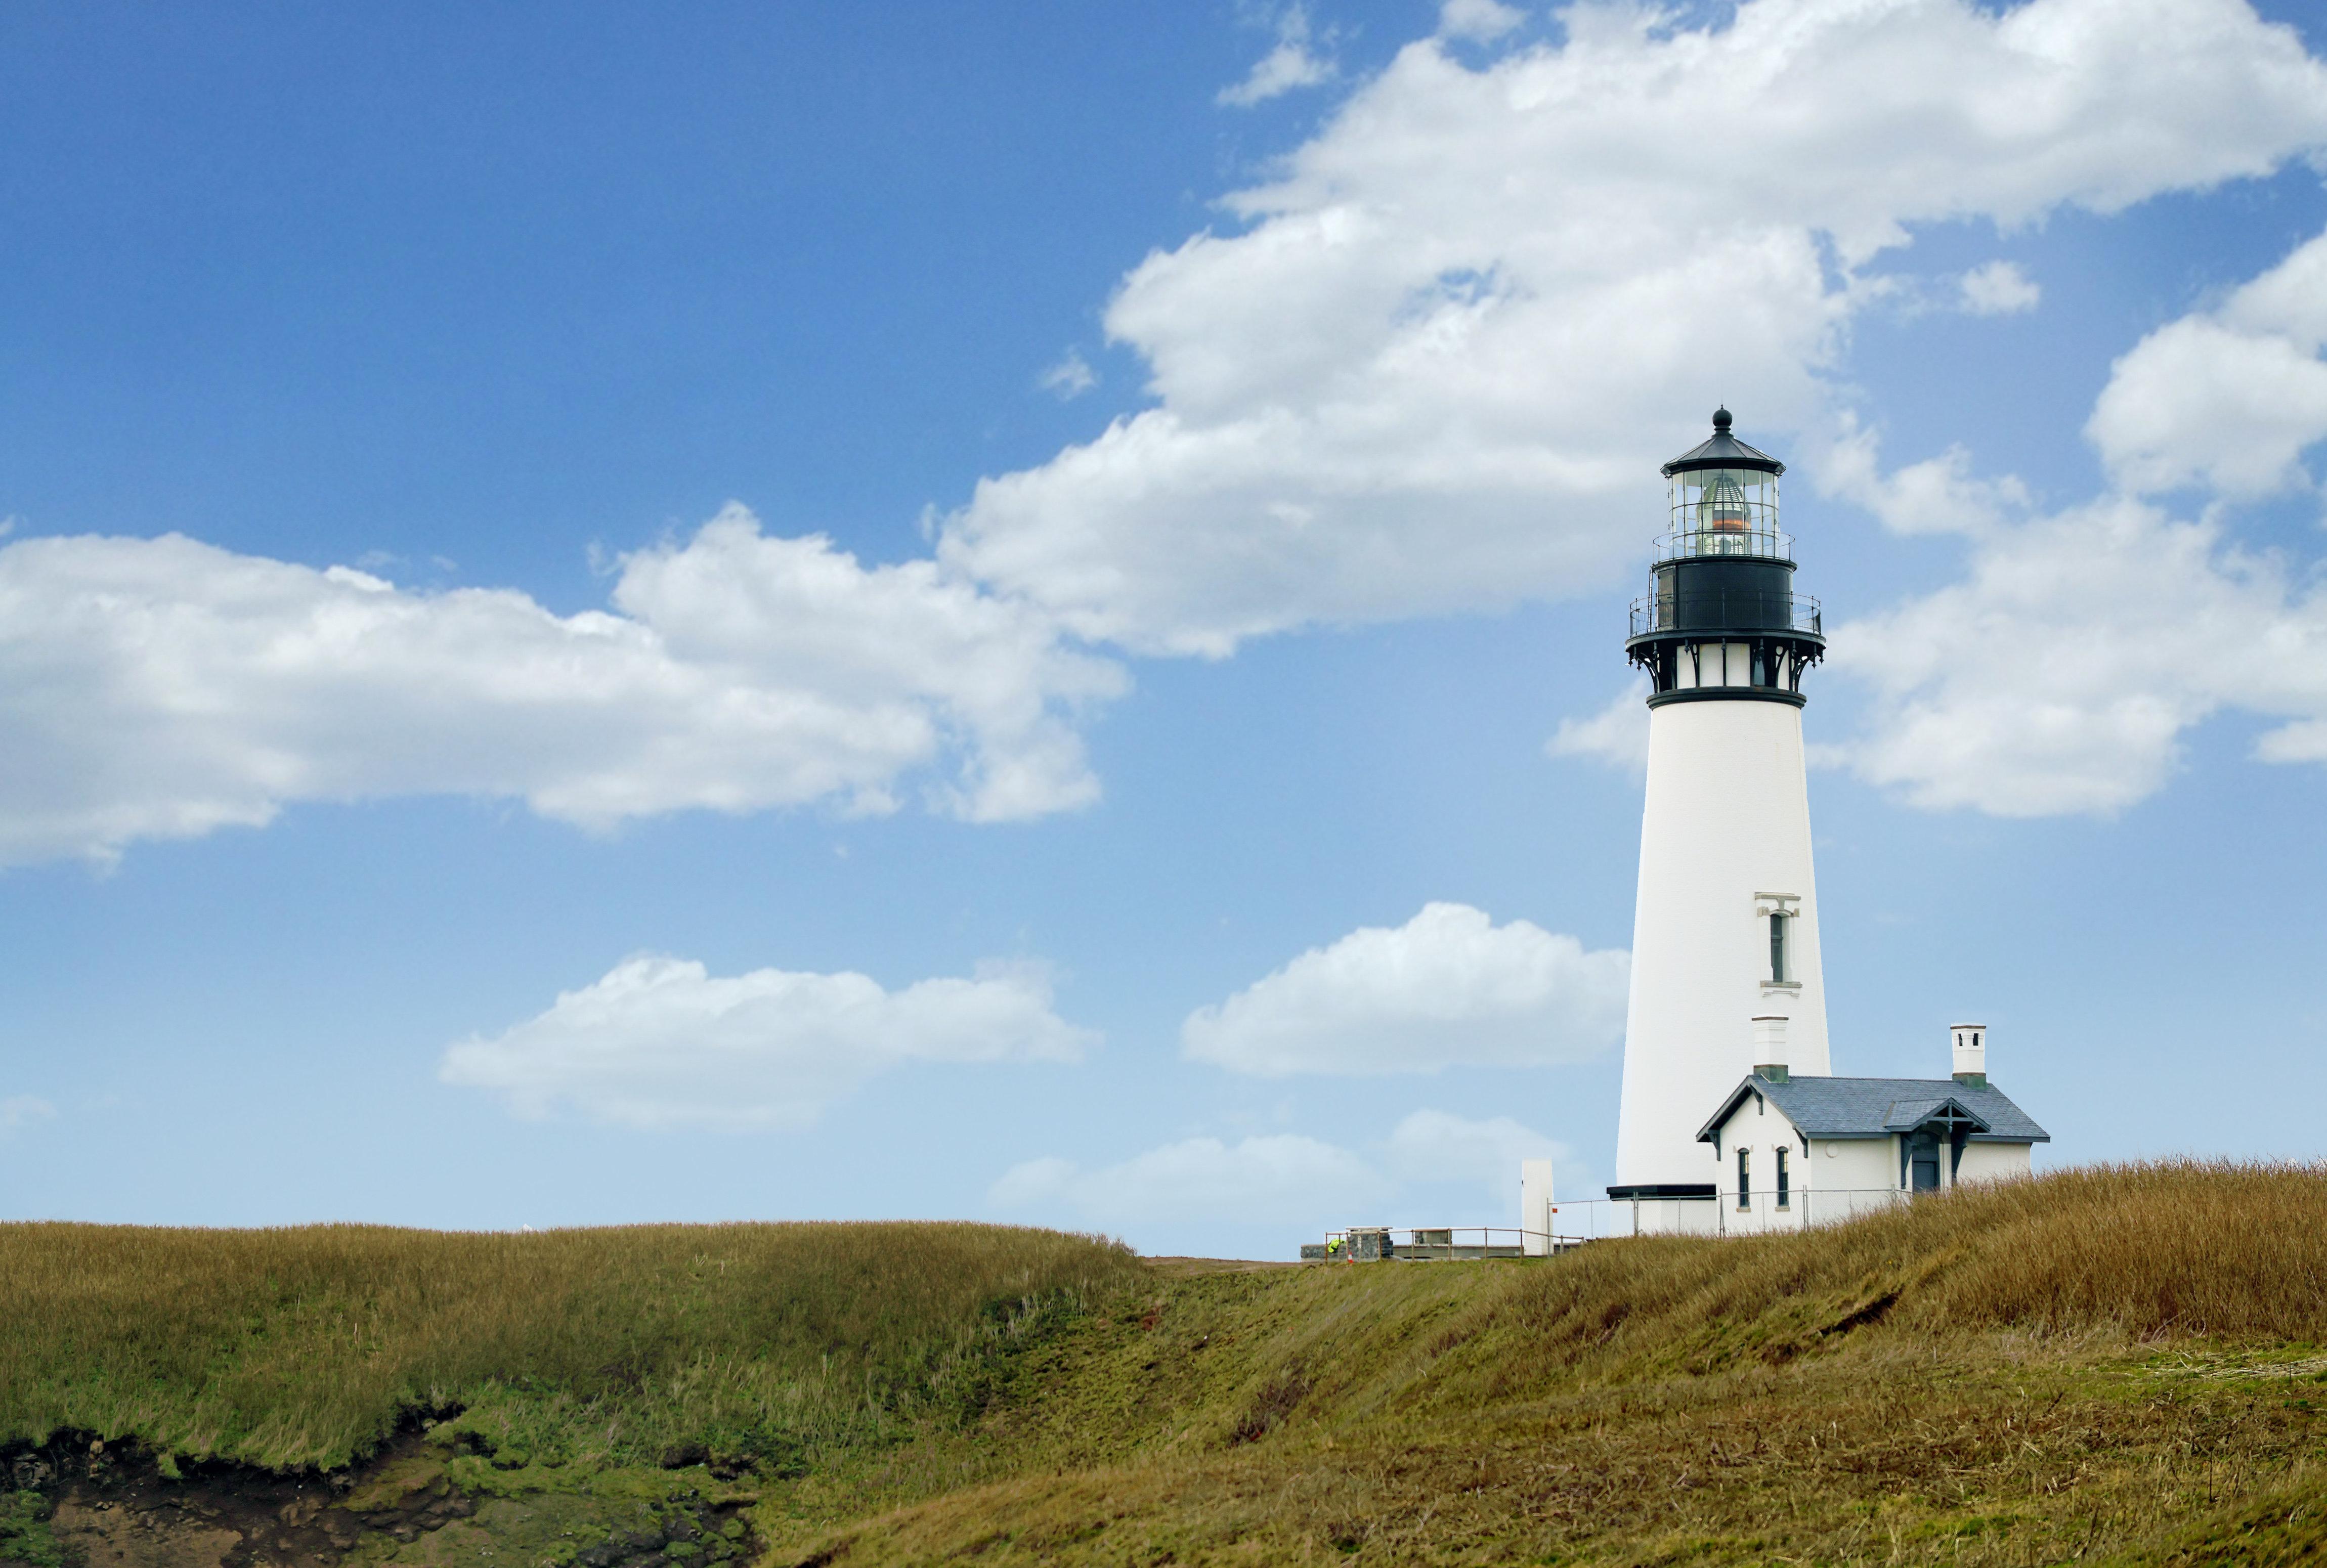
[1629, 591, 1823, 638]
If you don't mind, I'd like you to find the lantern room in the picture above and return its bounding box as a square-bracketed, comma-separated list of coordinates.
[1663, 407, 1784, 558]
[1672, 482, 1777, 560]
[1626, 408, 1824, 705]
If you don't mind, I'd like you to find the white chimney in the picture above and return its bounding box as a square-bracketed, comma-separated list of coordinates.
[1952, 1023, 1987, 1087]
[1752, 1015, 1790, 1083]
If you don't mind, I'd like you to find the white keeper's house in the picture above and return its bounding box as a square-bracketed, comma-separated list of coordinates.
[1598, 412, 2049, 1236]
[1690, 1020, 2050, 1234]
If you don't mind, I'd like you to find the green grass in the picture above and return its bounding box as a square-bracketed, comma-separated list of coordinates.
[1, 1490, 66, 1568]
[9, 1163, 2327, 1565]
[0, 1219, 1140, 1471]
[771, 1161, 2327, 1564]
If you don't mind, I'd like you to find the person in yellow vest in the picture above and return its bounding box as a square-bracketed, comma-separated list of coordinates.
[1325, 1236, 1344, 1259]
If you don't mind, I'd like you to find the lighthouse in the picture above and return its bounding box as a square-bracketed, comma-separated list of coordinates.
[1608, 410, 1831, 1229]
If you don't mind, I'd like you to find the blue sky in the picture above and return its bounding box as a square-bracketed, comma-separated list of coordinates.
[3, 0, 2325, 1257]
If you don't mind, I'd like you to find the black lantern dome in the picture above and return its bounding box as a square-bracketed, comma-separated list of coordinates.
[1626, 409, 1824, 706]
[1661, 405, 1783, 475]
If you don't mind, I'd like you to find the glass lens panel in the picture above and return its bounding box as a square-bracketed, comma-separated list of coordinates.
[1697, 470, 1752, 532]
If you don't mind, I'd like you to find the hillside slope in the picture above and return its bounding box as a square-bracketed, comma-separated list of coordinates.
[7, 1164, 2326, 1566]
[1, 1220, 1140, 1471]
[773, 1161, 2327, 1565]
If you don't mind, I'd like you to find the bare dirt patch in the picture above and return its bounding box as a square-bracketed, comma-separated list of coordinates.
[3, 1434, 751, 1568]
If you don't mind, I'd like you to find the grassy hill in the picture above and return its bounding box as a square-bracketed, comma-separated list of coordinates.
[0, 1220, 1140, 1472]
[6, 1163, 2327, 1566]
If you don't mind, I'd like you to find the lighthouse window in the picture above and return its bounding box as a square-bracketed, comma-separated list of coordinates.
[1736, 1148, 1751, 1210]
[1697, 472, 1752, 535]
[1769, 912, 1789, 984]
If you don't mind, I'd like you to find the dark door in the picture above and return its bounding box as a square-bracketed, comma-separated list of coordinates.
[1909, 1133, 1941, 1191]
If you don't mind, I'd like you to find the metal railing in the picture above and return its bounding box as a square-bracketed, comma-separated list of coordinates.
[1628, 591, 1822, 638]
[1311, 1226, 1583, 1260]
[1308, 1189, 1937, 1259]
[1711, 1186, 1924, 1231]
[1538, 1188, 1923, 1239]
[1653, 524, 1792, 563]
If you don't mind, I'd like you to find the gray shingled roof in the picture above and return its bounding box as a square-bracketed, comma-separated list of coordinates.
[1696, 1074, 2050, 1144]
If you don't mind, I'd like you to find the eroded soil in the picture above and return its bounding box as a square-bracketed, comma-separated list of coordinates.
[2, 1436, 754, 1568]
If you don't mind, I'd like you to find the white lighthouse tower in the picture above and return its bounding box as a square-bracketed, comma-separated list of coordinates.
[1610, 410, 1830, 1228]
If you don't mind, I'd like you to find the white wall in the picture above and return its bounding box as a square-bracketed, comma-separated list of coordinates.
[1801, 1136, 1901, 1225]
[1692, 1112, 2038, 1233]
[1712, 1112, 1907, 1232]
[1955, 1141, 2034, 1185]
[1703, 1091, 1795, 1235]
[1617, 698, 1829, 1189]
[1628, 1196, 1719, 1235]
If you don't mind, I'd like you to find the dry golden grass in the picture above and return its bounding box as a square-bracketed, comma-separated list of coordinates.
[772, 1162, 2327, 1565]
[0, 1219, 1140, 1471]
[1495, 1160, 2327, 1358]
[8, 1164, 2326, 1564]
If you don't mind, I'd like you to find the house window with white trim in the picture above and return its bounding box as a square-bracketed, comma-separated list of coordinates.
[1736, 1147, 1751, 1210]
[1776, 1146, 1790, 1209]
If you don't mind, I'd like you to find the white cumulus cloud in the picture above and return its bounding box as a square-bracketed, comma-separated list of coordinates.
[1039, 347, 1097, 399]
[1827, 490, 2327, 815]
[1958, 259, 2041, 316]
[990, 1108, 1571, 1227]
[443, 953, 1093, 1129]
[1818, 223, 2327, 818]
[1547, 678, 1651, 776]
[988, 1133, 1381, 1222]
[1818, 421, 2035, 537]
[1181, 902, 1629, 1076]
[1218, 6, 1335, 108]
[0, 505, 1124, 866]
[2088, 225, 2327, 498]
[1387, 1108, 1567, 1196]
[1438, 0, 1525, 43]
[939, 0, 2327, 656]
